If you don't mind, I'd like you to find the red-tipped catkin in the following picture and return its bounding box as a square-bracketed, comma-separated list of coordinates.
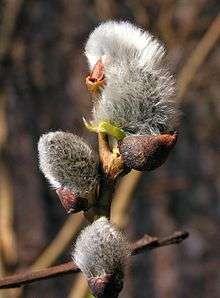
[38, 131, 99, 212]
[72, 217, 130, 297]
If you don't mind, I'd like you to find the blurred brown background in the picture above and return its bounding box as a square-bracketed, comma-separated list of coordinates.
[0, 1, 219, 297]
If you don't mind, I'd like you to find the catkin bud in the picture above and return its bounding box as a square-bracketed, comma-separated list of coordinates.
[119, 132, 178, 171]
[73, 217, 130, 297]
[38, 131, 99, 213]
[85, 21, 179, 135]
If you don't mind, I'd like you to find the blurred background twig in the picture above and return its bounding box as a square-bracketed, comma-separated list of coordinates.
[177, 14, 220, 101]
[0, 0, 23, 61]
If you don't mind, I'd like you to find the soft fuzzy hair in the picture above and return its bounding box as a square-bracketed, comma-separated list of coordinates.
[38, 131, 99, 197]
[73, 217, 130, 278]
[85, 21, 179, 135]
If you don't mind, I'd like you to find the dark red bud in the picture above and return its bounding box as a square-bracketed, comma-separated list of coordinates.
[56, 187, 88, 214]
[119, 132, 178, 171]
[88, 274, 123, 298]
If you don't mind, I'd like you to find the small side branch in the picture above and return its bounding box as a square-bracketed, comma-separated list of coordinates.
[0, 231, 189, 289]
[130, 230, 189, 255]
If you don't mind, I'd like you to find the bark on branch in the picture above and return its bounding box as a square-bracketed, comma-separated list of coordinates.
[0, 230, 189, 289]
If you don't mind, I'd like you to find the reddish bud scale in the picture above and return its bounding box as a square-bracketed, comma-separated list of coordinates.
[56, 187, 88, 214]
[86, 59, 105, 93]
[119, 133, 178, 171]
[88, 273, 123, 298]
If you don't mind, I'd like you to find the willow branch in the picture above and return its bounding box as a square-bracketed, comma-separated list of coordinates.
[0, 230, 189, 289]
[0, 262, 80, 289]
[130, 230, 189, 255]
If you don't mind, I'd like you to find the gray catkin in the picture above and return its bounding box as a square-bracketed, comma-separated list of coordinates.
[38, 131, 99, 197]
[85, 21, 179, 135]
[73, 217, 130, 278]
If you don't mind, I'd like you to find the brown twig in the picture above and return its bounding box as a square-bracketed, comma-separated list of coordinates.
[31, 213, 85, 270]
[0, 94, 18, 267]
[111, 170, 142, 228]
[0, 262, 80, 289]
[0, 230, 189, 289]
[0, 252, 6, 298]
[0, 0, 24, 61]
[157, 0, 176, 48]
[8, 206, 85, 298]
[95, 0, 117, 20]
[0, 163, 18, 266]
[177, 14, 220, 101]
[130, 231, 189, 255]
[68, 275, 88, 298]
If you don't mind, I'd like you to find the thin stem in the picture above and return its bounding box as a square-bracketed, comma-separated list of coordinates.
[0, 262, 79, 289]
[98, 132, 124, 183]
[84, 132, 125, 220]
[0, 230, 189, 289]
[130, 231, 189, 255]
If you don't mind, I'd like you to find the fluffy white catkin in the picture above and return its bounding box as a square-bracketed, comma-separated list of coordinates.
[85, 21, 179, 135]
[38, 131, 99, 197]
[73, 217, 130, 278]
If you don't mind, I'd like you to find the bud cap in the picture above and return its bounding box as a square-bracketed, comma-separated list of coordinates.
[119, 133, 178, 171]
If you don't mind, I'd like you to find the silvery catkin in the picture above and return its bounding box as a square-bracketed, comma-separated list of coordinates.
[38, 131, 99, 198]
[73, 217, 130, 278]
[85, 21, 179, 135]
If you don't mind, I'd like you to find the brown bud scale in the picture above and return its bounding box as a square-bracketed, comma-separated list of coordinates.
[56, 187, 88, 214]
[86, 59, 105, 93]
[119, 133, 177, 171]
[88, 273, 123, 298]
